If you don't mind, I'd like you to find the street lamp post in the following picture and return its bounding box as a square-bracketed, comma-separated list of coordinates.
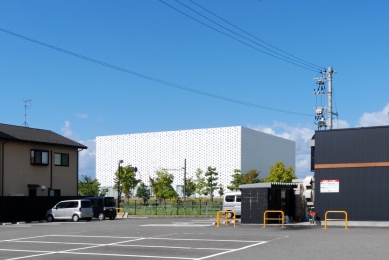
[183, 159, 186, 204]
[117, 160, 123, 207]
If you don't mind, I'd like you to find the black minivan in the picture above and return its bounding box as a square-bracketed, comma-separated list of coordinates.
[85, 196, 117, 220]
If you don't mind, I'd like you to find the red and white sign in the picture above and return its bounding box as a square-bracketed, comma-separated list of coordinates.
[320, 180, 339, 193]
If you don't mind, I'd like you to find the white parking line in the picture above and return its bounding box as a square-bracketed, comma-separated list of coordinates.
[49, 234, 140, 239]
[5, 240, 229, 251]
[196, 241, 268, 260]
[3, 251, 57, 260]
[60, 251, 195, 259]
[9, 241, 102, 246]
[1, 234, 270, 260]
[149, 237, 265, 243]
[118, 244, 228, 251]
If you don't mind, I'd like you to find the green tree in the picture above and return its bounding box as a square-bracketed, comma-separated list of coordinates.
[136, 182, 151, 204]
[227, 169, 243, 191]
[99, 187, 109, 196]
[149, 169, 178, 203]
[194, 168, 207, 198]
[78, 175, 100, 196]
[242, 169, 263, 184]
[218, 183, 225, 199]
[114, 165, 141, 203]
[265, 162, 297, 182]
[185, 177, 196, 198]
[205, 166, 219, 202]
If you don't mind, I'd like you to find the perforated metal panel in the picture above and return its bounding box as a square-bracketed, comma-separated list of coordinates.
[96, 126, 295, 194]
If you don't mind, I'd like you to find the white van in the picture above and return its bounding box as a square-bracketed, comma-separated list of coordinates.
[222, 192, 241, 218]
[46, 199, 93, 222]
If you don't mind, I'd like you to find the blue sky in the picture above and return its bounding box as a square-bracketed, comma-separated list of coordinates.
[1, 1, 388, 179]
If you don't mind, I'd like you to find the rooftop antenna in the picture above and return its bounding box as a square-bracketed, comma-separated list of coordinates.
[21, 99, 32, 127]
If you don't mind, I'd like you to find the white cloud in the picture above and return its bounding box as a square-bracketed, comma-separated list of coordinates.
[358, 104, 389, 127]
[254, 126, 276, 135]
[78, 139, 96, 179]
[61, 121, 74, 138]
[76, 113, 88, 119]
[250, 122, 314, 179]
[332, 119, 350, 129]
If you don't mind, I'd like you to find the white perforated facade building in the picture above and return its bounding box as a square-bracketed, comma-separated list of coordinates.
[96, 126, 295, 194]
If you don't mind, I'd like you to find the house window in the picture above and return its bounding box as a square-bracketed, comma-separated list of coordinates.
[54, 153, 69, 166]
[30, 150, 49, 165]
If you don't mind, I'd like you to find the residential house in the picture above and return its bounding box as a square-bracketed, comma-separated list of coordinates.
[0, 123, 87, 196]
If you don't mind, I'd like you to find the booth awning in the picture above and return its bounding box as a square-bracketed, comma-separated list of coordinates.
[239, 182, 297, 189]
[27, 184, 41, 188]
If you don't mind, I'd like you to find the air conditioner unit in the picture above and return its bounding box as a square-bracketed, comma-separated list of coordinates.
[303, 189, 313, 201]
[303, 176, 315, 207]
[303, 176, 314, 189]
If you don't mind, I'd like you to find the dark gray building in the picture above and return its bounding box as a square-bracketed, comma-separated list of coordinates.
[312, 125, 389, 221]
[240, 183, 297, 224]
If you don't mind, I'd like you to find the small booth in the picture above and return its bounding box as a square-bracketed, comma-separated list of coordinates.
[240, 182, 297, 224]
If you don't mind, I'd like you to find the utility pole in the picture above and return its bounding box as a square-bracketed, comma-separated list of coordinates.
[183, 159, 187, 204]
[314, 66, 337, 130]
[321, 67, 337, 129]
[117, 160, 123, 207]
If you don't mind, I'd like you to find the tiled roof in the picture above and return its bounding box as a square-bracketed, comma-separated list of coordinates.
[0, 123, 87, 149]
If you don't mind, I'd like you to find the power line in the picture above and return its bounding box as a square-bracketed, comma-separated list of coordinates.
[188, 0, 324, 71]
[173, 0, 322, 71]
[159, 0, 320, 73]
[0, 27, 312, 117]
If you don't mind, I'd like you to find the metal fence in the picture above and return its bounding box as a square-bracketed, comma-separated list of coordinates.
[121, 201, 223, 216]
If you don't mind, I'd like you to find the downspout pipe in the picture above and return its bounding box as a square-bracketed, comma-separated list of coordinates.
[1, 140, 9, 197]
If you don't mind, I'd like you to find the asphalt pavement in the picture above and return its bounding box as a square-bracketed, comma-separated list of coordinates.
[0, 217, 388, 260]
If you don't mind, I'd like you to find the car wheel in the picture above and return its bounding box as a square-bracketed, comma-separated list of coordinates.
[47, 215, 54, 222]
[109, 216, 116, 220]
[72, 214, 79, 222]
[98, 213, 105, 220]
[86, 218, 92, 221]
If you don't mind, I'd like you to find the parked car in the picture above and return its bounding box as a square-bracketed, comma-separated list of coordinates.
[46, 199, 93, 222]
[84, 196, 116, 220]
[222, 192, 241, 218]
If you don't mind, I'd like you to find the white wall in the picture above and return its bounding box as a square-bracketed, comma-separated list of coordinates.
[241, 127, 295, 178]
[96, 126, 295, 193]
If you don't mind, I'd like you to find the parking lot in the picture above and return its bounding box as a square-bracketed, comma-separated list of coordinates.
[1, 218, 389, 260]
